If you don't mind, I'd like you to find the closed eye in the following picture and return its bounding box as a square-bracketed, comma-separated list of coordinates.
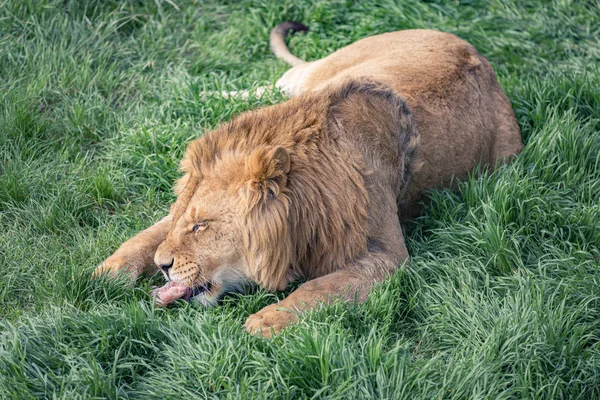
[192, 220, 209, 232]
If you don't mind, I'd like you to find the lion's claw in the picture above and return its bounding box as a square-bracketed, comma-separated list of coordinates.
[244, 303, 298, 338]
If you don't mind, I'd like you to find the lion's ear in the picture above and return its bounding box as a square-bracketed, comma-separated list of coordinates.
[245, 146, 290, 199]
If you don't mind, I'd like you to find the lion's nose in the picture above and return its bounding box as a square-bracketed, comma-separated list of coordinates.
[155, 242, 175, 276]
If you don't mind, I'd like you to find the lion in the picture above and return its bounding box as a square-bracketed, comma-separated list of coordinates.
[93, 22, 523, 337]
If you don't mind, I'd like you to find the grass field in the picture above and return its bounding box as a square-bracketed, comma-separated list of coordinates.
[1, 0, 599, 398]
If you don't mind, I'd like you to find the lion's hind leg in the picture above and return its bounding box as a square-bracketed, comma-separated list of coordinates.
[490, 93, 523, 165]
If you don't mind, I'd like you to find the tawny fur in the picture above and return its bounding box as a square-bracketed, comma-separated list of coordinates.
[177, 80, 418, 290]
[93, 24, 523, 337]
[274, 28, 523, 219]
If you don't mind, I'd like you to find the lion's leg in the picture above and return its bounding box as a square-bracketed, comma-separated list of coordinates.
[245, 176, 409, 338]
[92, 215, 172, 280]
[244, 242, 408, 338]
[490, 90, 524, 165]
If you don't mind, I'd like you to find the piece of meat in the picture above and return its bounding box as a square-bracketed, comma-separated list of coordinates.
[152, 281, 191, 307]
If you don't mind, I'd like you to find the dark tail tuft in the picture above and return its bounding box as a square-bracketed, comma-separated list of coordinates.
[269, 22, 309, 66]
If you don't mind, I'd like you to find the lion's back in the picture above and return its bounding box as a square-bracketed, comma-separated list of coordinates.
[303, 29, 522, 219]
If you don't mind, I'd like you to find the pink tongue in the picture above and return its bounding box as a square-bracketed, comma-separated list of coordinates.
[152, 281, 192, 307]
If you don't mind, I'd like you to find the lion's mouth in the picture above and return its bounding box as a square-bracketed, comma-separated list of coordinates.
[152, 281, 212, 307]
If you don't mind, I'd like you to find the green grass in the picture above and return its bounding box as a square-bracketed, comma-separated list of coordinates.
[1, 0, 599, 398]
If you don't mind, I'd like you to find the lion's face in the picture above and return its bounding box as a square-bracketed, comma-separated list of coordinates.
[154, 145, 291, 305]
[154, 177, 249, 305]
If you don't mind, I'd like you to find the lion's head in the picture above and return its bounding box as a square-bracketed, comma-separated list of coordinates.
[154, 140, 294, 305]
[152, 79, 418, 307]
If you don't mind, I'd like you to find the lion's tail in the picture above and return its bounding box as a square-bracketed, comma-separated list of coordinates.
[269, 21, 309, 66]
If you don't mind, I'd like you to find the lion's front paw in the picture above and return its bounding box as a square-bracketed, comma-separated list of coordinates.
[244, 303, 299, 338]
[92, 254, 138, 280]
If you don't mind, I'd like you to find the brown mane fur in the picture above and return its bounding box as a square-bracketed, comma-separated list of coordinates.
[178, 79, 418, 290]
